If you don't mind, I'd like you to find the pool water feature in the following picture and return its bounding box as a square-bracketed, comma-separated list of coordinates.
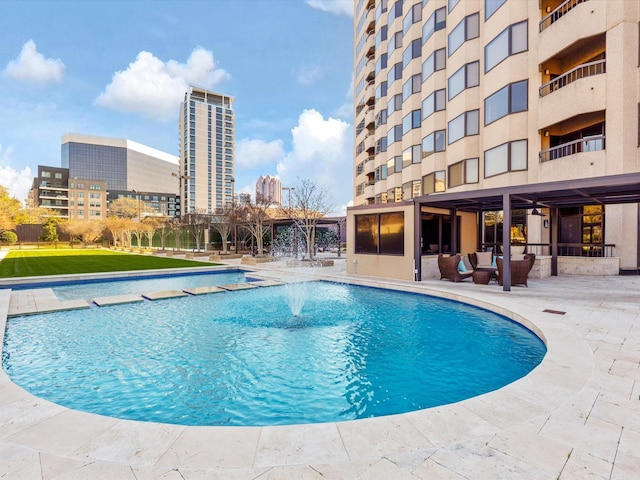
[2, 281, 546, 427]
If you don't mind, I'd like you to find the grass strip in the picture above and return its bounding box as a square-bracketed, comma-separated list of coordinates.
[0, 249, 218, 278]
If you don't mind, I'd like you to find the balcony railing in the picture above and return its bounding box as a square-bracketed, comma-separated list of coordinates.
[539, 59, 606, 97]
[539, 134, 605, 162]
[539, 0, 589, 32]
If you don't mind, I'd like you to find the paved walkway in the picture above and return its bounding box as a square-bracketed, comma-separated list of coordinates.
[0, 255, 639, 479]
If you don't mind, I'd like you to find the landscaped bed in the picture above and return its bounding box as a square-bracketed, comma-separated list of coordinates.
[0, 249, 218, 278]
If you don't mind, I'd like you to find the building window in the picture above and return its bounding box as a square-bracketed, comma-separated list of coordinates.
[387, 31, 403, 57]
[402, 38, 422, 68]
[484, 80, 528, 125]
[403, 2, 422, 34]
[402, 110, 421, 135]
[422, 88, 446, 119]
[375, 109, 388, 127]
[422, 48, 446, 82]
[448, 13, 479, 57]
[54, 173, 62, 179]
[402, 180, 422, 199]
[375, 81, 388, 99]
[355, 212, 405, 255]
[448, 158, 479, 187]
[448, 61, 479, 100]
[402, 144, 421, 168]
[485, 20, 528, 72]
[448, 110, 479, 144]
[375, 25, 388, 49]
[41, 171, 51, 178]
[422, 130, 446, 157]
[376, 137, 388, 153]
[484, 139, 527, 178]
[485, 0, 506, 20]
[388, 93, 402, 115]
[387, 124, 403, 146]
[387, 62, 402, 87]
[375, 53, 388, 76]
[422, 170, 446, 194]
[423, 7, 446, 44]
[387, 0, 403, 27]
[402, 74, 421, 101]
[448, 0, 461, 12]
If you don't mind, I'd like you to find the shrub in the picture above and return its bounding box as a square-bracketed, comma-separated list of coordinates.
[0, 231, 18, 244]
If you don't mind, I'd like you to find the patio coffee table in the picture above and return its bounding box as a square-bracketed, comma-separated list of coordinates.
[472, 270, 492, 285]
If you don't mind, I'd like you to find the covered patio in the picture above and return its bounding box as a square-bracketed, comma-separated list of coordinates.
[414, 172, 640, 290]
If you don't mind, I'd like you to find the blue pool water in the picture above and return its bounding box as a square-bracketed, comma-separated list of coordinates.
[10, 270, 247, 301]
[2, 281, 546, 426]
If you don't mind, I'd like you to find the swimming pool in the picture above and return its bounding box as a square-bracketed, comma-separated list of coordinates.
[2, 281, 546, 426]
[6, 270, 248, 300]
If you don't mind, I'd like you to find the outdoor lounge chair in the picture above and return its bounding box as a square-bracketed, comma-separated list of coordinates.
[496, 253, 536, 287]
[438, 254, 473, 282]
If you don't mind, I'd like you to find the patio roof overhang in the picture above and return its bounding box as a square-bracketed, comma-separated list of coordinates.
[411, 172, 640, 290]
[414, 172, 640, 213]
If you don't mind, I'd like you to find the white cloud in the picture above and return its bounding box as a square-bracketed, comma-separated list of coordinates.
[95, 47, 230, 121]
[276, 109, 352, 214]
[4, 40, 65, 85]
[297, 66, 322, 86]
[0, 144, 32, 203]
[306, 0, 353, 17]
[333, 102, 352, 120]
[236, 138, 285, 168]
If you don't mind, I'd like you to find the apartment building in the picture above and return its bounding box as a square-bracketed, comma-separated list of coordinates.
[178, 86, 235, 215]
[348, 0, 640, 282]
[28, 165, 107, 220]
[256, 175, 283, 204]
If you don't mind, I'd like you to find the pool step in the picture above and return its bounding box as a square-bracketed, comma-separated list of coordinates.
[218, 283, 259, 291]
[183, 286, 225, 295]
[92, 294, 144, 306]
[142, 290, 189, 300]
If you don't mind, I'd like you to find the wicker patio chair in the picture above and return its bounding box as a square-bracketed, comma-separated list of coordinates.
[496, 253, 536, 287]
[438, 254, 473, 282]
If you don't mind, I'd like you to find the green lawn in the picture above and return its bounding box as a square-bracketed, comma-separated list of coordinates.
[0, 249, 216, 278]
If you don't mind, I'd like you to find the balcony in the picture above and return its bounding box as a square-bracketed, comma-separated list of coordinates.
[365, 33, 374, 57]
[364, 6, 375, 34]
[539, 0, 589, 32]
[365, 54, 375, 82]
[539, 59, 605, 97]
[363, 81, 375, 105]
[539, 134, 605, 162]
[364, 156, 375, 175]
[538, 0, 605, 63]
[364, 135, 375, 152]
[538, 66, 605, 129]
[364, 181, 375, 198]
[364, 107, 375, 128]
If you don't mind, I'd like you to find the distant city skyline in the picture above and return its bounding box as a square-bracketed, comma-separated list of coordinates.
[0, 0, 354, 213]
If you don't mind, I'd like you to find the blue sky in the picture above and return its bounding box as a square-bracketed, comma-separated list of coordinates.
[0, 0, 354, 212]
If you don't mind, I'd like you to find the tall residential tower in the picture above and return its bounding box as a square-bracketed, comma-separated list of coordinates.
[179, 86, 235, 215]
[349, 0, 640, 281]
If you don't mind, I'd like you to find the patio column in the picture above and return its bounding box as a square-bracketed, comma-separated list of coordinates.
[502, 193, 512, 291]
[551, 206, 559, 276]
[450, 207, 458, 253]
[414, 200, 422, 281]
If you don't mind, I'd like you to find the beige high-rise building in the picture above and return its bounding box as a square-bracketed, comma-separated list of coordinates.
[348, 0, 640, 282]
[179, 86, 235, 214]
[256, 175, 283, 205]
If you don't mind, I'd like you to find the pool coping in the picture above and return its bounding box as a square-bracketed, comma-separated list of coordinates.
[0, 262, 637, 478]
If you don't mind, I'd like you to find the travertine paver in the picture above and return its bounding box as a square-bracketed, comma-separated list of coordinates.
[1, 260, 640, 479]
[182, 285, 225, 295]
[141, 289, 189, 300]
[219, 282, 259, 291]
[92, 293, 144, 306]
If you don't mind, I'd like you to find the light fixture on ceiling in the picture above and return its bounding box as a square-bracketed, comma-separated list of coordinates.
[530, 207, 547, 216]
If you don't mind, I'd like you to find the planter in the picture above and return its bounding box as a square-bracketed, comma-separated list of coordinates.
[286, 259, 335, 268]
[241, 255, 278, 265]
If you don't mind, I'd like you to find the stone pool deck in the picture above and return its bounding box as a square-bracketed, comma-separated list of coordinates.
[0, 255, 639, 479]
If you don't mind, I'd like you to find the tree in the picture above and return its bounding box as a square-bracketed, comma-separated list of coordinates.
[79, 221, 105, 246]
[283, 179, 333, 260]
[155, 216, 173, 250]
[103, 216, 127, 247]
[241, 194, 272, 256]
[140, 217, 159, 249]
[0, 185, 25, 237]
[108, 197, 139, 219]
[210, 204, 241, 254]
[40, 217, 61, 242]
[185, 208, 210, 251]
